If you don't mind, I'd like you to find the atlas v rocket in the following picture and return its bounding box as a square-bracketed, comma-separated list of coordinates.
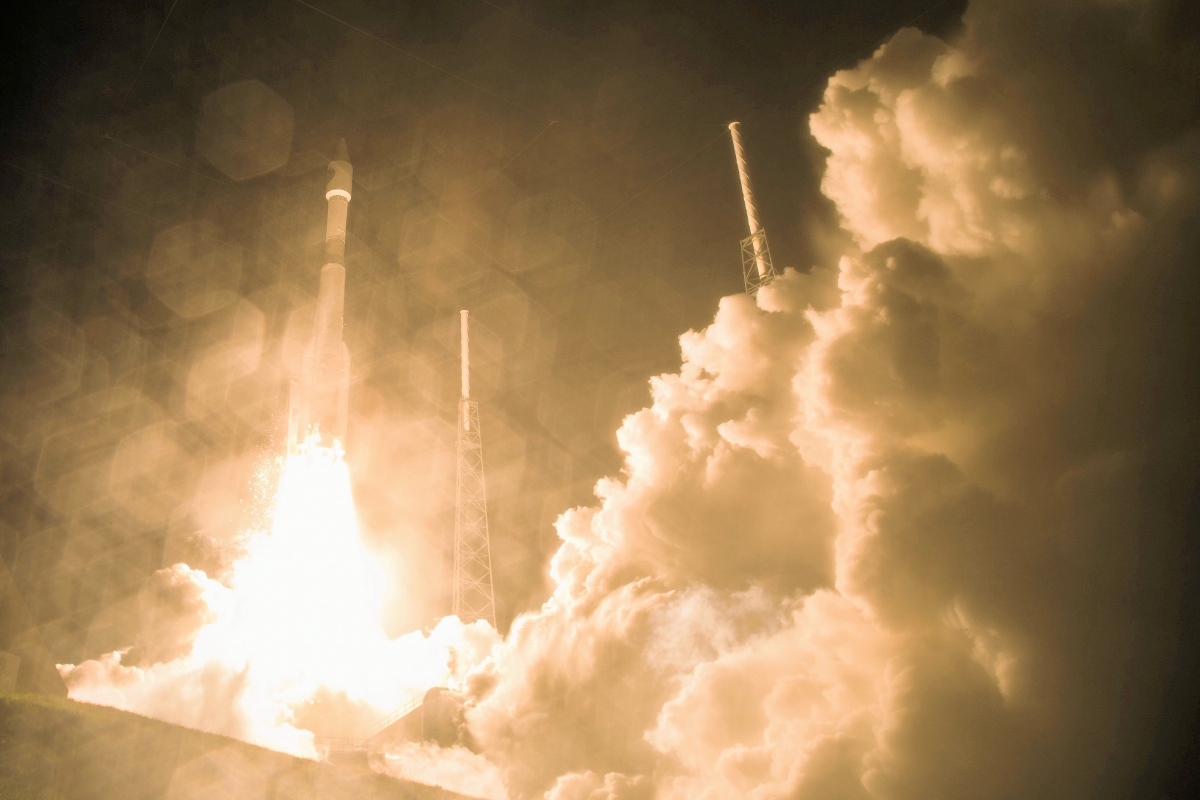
[288, 139, 353, 454]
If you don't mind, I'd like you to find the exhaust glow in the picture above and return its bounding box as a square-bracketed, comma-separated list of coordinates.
[202, 437, 389, 703]
[61, 435, 499, 756]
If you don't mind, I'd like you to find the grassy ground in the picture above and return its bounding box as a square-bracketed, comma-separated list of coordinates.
[0, 692, 473, 800]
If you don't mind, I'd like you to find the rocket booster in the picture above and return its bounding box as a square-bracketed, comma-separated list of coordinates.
[288, 139, 353, 454]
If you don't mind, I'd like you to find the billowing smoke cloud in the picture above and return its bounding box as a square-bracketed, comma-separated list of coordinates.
[56, 1, 1200, 798]
[452, 1, 1200, 798]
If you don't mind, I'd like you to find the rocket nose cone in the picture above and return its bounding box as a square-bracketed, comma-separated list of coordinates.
[333, 138, 349, 163]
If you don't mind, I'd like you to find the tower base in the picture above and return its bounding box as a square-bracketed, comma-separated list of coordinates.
[741, 230, 778, 294]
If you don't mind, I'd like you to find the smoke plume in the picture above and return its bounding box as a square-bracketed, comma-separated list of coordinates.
[456, 1, 1200, 797]
[56, 1, 1200, 798]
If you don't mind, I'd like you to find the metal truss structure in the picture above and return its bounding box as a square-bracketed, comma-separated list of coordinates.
[453, 312, 496, 627]
[741, 230, 778, 294]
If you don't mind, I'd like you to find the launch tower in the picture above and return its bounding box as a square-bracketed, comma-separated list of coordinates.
[453, 311, 496, 627]
[728, 122, 777, 294]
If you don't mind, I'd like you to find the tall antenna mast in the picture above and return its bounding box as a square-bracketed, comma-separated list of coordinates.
[453, 310, 496, 628]
[728, 122, 777, 294]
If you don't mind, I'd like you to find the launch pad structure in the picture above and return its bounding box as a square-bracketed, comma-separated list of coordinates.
[728, 122, 778, 294]
[453, 310, 497, 628]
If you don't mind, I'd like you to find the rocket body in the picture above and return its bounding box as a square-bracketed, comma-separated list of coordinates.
[288, 142, 353, 454]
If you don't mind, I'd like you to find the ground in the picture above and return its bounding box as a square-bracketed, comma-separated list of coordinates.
[0, 692, 473, 800]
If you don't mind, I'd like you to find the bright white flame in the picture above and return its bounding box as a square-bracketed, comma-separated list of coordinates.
[202, 439, 394, 708]
[206, 438, 384, 681]
[61, 435, 500, 757]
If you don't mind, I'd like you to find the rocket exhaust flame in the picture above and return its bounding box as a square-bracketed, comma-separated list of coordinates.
[61, 435, 500, 757]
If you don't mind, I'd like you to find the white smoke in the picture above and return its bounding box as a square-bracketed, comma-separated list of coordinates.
[456, 1, 1200, 798]
[59, 2, 1200, 798]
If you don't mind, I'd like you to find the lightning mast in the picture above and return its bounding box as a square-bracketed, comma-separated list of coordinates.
[728, 122, 777, 293]
[453, 311, 496, 627]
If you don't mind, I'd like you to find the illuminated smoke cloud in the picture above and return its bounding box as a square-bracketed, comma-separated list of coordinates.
[458, 1, 1200, 798]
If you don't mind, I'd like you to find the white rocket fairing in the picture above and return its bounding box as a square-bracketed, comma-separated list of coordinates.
[288, 139, 353, 454]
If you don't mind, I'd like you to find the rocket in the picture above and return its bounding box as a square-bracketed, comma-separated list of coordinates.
[288, 139, 353, 455]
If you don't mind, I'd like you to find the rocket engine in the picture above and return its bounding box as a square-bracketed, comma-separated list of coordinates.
[288, 139, 353, 455]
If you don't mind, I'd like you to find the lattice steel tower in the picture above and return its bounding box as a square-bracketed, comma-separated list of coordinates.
[453, 310, 497, 627]
[728, 122, 778, 294]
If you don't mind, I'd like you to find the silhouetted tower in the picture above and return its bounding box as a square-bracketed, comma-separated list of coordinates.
[728, 122, 777, 293]
[453, 311, 496, 627]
